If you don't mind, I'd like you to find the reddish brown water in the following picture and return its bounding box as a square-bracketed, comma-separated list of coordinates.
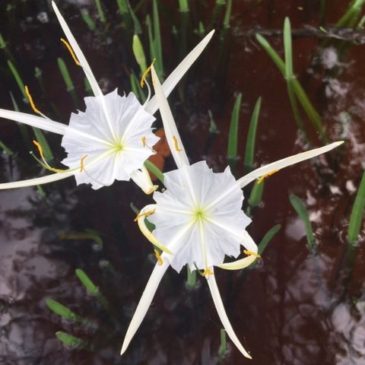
[1, 1, 365, 364]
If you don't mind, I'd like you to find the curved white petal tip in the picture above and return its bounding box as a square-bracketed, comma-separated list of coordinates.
[120, 261, 169, 355]
[207, 273, 252, 359]
[237, 140, 344, 189]
[0, 171, 75, 190]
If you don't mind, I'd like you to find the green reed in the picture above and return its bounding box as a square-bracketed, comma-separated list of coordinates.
[179, 0, 190, 12]
[227, 93, 242, 168]
[94, 0, 106, 23]
[7, 59, 54, 160]
[244, 97, 262, 171]
[117, 0, 129, 15]
[347, 171, 365, 246]
[258, 224, 281, 255]
[46, 298, 87, 324]
[132, 34, 147, 75]
[336, 0, 365, 28]
[218, 328, 228, 359]
[248, 180, 264, 209]
[223, 0, 233, 29]
[56, 331, 87, 349]
[144, 160, 164, 183]
[256, 20, 328, 143]
[80, 8, 96, 31]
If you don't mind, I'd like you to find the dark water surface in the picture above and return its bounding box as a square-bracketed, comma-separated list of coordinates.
[1, 1, 365, 364]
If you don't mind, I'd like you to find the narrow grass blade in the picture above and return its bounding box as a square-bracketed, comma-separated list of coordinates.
[56, 331, 87, 349]
[33, 128, 54, 161]
[0, 33, 6, 49]
[10, 92, 31, 146]
[256, 34, 285, 73]
[75, 268, 110, 310]
[210, 0, 226, 28]
[227, 93, 242, 167]
[244, 96, 262, 170]
[129, 72, 146, 102]
[46, 298, 81, 322]
[94, 0, 106, 23]
[347, 171, 365, 246]
[80, 8, 96, 31]
[197, 21, 206, 37]
[256, 33, 327, 142]
[287, 79, 305, 132]
[284, 18, 294, 80]
[223, 0, 233, 29]
[248, 180, 264, 208]
[7, 60, 26, 99]
[179, 0, 189, 12]
[292, 81, 327, 142]
[144, 160, 164, 183]
[75, 269, 99, 296]
[84, 76, 92, 94]
[117, 0, 129, 15]
[336, 0, 365, 28]
[218, 328, 228, 359]
[152, 0, 164, 78]
[258, 224, 281, 255]
[57, 57, 75, 92]
[132, 34, 147, 75]
[129, 2, 142, 34]
[289, 194, 315, 252]
[8, 60, 54, 160]
[146, 15, 156, 65]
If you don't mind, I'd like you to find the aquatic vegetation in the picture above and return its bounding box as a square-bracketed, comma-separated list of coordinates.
[0, 2, 214, 193]
[256, 18, 327, 143]
[347, 171, 365, 246]
[120, 65, 343, 358]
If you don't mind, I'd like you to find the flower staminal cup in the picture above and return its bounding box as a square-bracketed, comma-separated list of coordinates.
[0, 1, 215, 192]
[120, 65, 344, 358]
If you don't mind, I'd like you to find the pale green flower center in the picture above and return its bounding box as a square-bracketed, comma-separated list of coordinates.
[112, 141, 124, 153]
[193, 207, 207, 222]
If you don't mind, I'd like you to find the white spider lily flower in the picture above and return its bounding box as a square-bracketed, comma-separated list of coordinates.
[120, 65, 344, 357]
[0, 1, 214, 192]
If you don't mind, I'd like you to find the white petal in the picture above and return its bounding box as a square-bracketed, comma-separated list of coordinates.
[52, 1, 119, 142]
[237, 141, 344, 189]
[0, 108, 66, 135]
[120, 260, 169, 355]
[0, 170, 75, 190]
[52, 1, 102, 98]
[145, 30, 215, 115]
[151, 66, 190, 169]
[206, 272, 252, 359]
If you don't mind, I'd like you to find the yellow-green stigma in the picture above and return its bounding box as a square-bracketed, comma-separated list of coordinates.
[193, 207, 207, 222]
[113, 141, 124, 153]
